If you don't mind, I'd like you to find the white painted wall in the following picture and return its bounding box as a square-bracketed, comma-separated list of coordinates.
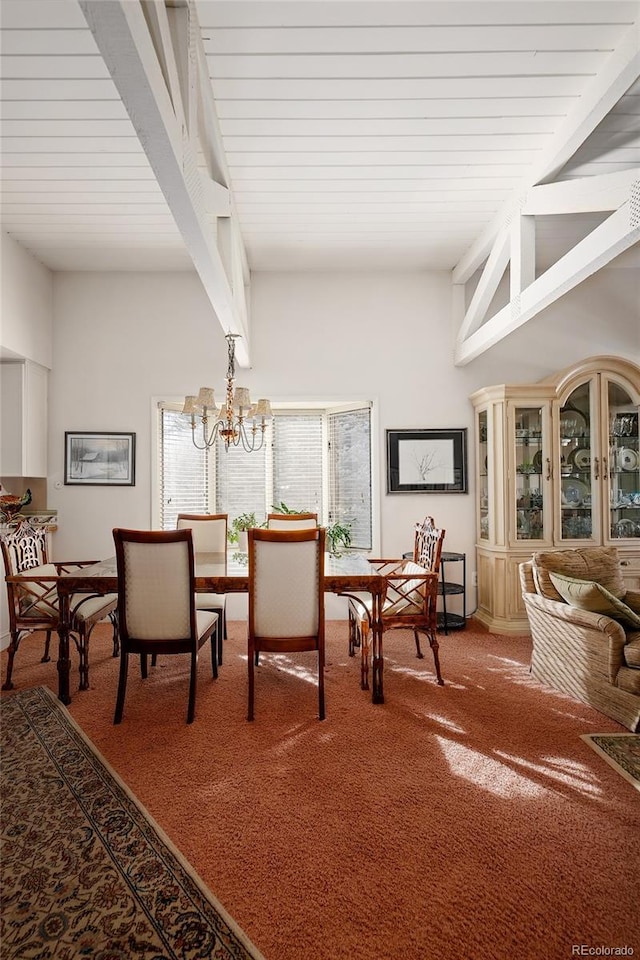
[0, 232, 53, 367]
[46, 264, 639, 622]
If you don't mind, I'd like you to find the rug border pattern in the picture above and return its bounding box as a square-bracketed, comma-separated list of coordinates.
[1, 685, 266, 960]
[580, 732, 640, 793]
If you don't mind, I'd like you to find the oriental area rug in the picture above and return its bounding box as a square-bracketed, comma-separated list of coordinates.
[581, 733, 640, 793]
[0, 685, 266, 960]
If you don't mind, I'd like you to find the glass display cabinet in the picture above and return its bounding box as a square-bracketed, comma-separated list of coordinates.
[471, 356, 640, 634]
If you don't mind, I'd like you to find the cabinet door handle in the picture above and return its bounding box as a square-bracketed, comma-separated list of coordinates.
[594, 456, 599, 480]
[545, 458, 552, 481]
[602, 455, 608, 480]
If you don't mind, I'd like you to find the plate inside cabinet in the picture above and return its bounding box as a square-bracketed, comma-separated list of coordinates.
[562, 478, 589, 506]
[619, 447, 639, 471]
[560, 408, 587, 438]
[533, 450, 543, 472]
[569, 447, 591, 471]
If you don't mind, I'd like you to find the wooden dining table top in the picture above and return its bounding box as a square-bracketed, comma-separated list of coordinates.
[53, 551, 386, 597]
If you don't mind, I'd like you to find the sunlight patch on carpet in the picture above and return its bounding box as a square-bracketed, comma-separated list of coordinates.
[435, 736, 549, 798]
[493, 750, 603, 797]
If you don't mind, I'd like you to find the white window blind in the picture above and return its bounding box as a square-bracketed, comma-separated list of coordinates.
[215, 432, 268, 522]
[272, 414, 323, 515]
[160, 407, 209, 528]
[328, 407, 372, 550]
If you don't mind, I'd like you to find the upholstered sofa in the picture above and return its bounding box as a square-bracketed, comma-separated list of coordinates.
[519, 547, 640, 731]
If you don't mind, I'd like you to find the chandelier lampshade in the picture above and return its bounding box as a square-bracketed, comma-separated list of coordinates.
[182, 334, 273, 452]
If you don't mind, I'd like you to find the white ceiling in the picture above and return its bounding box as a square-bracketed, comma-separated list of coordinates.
[1, 0, 639, 280]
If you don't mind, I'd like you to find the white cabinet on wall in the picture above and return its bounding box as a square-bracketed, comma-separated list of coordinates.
[470, 356, 640, 634]
[0, 360, 48, 477]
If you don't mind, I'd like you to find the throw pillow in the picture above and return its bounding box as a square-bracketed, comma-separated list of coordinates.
[533, 547, 625, 602]
[623, 591, 640, 615]
[387, 561, 428, 613]
[549, 572, 640, 629]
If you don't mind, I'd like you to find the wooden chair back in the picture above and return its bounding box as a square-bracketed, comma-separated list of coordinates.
[413, 516, 445, 573]
[176, 513, 228, 556]
[247, 526, 326, 720]
[266, 512, 318, 530]
[112, 527, 218, 723]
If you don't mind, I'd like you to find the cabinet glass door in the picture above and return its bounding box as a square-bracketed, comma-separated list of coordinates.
[608, 380, 640, 541]
[514, 405, 546, 541]
[559, 381, 594, 541]
[478, 410, 489, 541]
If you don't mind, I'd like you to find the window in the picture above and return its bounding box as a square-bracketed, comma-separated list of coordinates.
[158, 402, 373, 551]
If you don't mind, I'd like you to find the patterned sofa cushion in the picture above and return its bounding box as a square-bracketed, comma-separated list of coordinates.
[532, 547, 625, 603]
[549, 572, 640, 630]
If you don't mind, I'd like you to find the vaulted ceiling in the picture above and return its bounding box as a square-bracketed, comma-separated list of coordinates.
[1, 0, 639, 363]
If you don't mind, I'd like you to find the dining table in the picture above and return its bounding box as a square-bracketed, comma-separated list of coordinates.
[51, 551, 386, 707]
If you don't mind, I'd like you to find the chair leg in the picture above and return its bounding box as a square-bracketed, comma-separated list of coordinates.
[1, 632, 20, 690]
[248, 641, 255, 721]
[41, 631, 52, 663]
[187, 648, 198, 724]
[210, 624, 219, 679]
[114, 651, 129, 724]
[428, 631, 445, 686]
[413, 630, 425, 659]
[348, 605, 356, 656]
[77, 630, 90, 691]
[318, 647, 326, 721]
[360, 621, 370, 691]
[141, 653, 148, 678]
[109, 611, 119, 657]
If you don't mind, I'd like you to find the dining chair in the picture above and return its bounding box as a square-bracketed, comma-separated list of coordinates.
[266, 512, 318, 529]
[1, 520, 119, 692]
[247, 526, 326, 721]
[413, 515, 446, 573]
[112, 527, 218, 724]
[347, 518, 446, 686]
[176, 513, 228, 664]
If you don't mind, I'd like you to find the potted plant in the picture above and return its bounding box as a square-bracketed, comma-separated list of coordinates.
[325, 519, 352, 557]
[228, 512, 259, 552]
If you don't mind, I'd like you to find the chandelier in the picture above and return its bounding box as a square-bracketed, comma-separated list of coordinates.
[182, 333, 273, 452]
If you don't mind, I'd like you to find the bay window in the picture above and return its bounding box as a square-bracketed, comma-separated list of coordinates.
[158, 402, 373, 551]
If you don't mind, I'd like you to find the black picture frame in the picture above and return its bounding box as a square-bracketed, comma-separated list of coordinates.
[64, 432, 136, 486]
[386, 428, 467, 494]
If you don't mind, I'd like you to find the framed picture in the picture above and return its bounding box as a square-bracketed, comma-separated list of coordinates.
[64, 432, 136, 486]
[386, 428, 467, 494]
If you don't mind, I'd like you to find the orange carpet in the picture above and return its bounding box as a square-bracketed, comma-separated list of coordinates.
[2, 622, 639, 960]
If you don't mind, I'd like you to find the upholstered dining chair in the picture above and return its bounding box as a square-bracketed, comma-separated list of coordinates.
[1, 520, 118, 692]
[347, 517, 446, 686]
[247, 526, 326, 721]
[176, 513, 228, 664]
[266, 512, 318, 530]
[112, 527, 219, 725]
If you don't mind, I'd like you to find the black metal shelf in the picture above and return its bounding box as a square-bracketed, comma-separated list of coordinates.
[439, 551, 466, 633]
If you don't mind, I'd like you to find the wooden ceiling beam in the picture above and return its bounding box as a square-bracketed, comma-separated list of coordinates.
[78, 0, 250, 365]
[453, 21, 640, 285]
[455, 203, 640, 366]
